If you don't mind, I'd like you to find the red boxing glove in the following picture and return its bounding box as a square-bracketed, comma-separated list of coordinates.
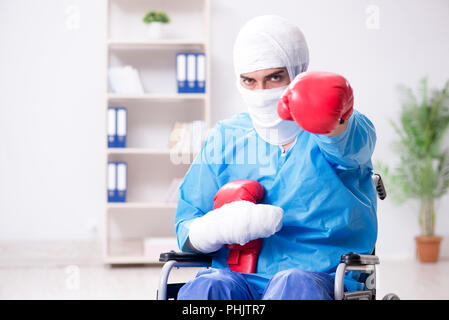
[277, 71, 354, 134]
[213, 179, 265, 274]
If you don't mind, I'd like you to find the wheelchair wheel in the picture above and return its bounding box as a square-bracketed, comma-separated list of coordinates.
[382, 293, 400, 300]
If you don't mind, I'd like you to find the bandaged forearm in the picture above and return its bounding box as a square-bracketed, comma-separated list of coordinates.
[188, 200, 283, 254]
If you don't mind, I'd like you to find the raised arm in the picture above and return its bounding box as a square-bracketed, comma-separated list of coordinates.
[277, 71, 376, 168]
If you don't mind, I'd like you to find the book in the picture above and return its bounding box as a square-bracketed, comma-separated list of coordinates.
[169, 121, 184, 149]
[108, 65, 144, 94]
[168, 121, 206, 153]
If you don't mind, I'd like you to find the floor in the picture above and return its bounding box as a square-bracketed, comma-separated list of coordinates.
[0, 241, 448, 300]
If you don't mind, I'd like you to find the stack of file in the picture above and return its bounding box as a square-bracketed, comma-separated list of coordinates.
[108, 107, 127, 148]
[108, 65, 144, 94]
[164, 178, 183, 203]
[108, 161, 127, 202]
[169, 120, 206, 153]
[176, 52, 206, 93]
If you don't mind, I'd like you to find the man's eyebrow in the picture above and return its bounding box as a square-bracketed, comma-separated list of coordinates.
[264, 70, 285, 79]
[240, 70, 285, 80]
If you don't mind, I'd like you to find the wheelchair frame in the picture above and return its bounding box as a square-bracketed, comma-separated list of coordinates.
[157, 174, 399, 300]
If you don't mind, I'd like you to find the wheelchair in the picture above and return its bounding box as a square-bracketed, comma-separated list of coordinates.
[157, 174, 400, 300]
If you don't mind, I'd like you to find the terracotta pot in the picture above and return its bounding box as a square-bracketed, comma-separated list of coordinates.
[415, 236, 442, 263]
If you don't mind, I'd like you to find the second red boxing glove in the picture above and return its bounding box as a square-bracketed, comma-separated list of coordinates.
[213, 179, 265, 274]
[277, 71, 354, 134]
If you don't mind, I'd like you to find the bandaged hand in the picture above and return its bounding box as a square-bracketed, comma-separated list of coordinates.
[188, 200, 284, 254]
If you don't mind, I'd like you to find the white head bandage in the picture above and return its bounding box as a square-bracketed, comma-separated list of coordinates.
[233, 15, 310, 145]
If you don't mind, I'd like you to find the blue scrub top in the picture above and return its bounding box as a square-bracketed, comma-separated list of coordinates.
[175, 110, 377, 294]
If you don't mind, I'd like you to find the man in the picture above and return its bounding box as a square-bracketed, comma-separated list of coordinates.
[174, 15, 377, 300]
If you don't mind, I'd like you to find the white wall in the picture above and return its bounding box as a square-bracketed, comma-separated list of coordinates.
[0, 0, 106, 240]
[1, 0, 449, 258]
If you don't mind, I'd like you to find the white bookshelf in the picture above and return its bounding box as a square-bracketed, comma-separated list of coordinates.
[104, 0, 211, 264]
[107, 202, 177, 209]
[107, 148, 198, 155]
[108, 40, 206, 48]
[108, 93, 206, 101]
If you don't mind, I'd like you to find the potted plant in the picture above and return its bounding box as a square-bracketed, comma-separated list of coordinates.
[142, 11, 170, 39]
[378, 78, 449, 262]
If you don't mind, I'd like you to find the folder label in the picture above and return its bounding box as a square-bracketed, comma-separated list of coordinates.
[107, 161, 127, 202]
[107, 108, 117, 147]
[117, 162, 127, 191]
[196, 53, 206, 93]
[176, 53, 187, 93]
[107, 162, 117, 201]
[187, 54, 196, 90]
[116, 108, 127, 147]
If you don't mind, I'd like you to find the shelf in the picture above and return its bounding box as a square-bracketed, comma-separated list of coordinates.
[107, 202, 177, 209]
[108, 39, 206, 49]
[107, 93, 206, 101]
[104, 255, 161, 265]
[105, 238, 178, 265]
[107, 148, 198, 155]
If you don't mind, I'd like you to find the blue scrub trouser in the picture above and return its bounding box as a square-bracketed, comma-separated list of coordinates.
[177, 268, 335, 300]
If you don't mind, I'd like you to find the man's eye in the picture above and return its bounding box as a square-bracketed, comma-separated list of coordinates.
[270, 75, 281, 81]
[243, 79, 254, 85]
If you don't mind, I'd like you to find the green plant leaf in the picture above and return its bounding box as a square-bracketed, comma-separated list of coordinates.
[386, 78, 449, 234]
[143, 11, 170, 24]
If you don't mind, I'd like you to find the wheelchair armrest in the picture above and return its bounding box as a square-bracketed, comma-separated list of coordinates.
[335, 252, 379, 300]
[373, 173, 387, 200]
[159, 250, 213, 265]
[340, 252, 379, 266]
